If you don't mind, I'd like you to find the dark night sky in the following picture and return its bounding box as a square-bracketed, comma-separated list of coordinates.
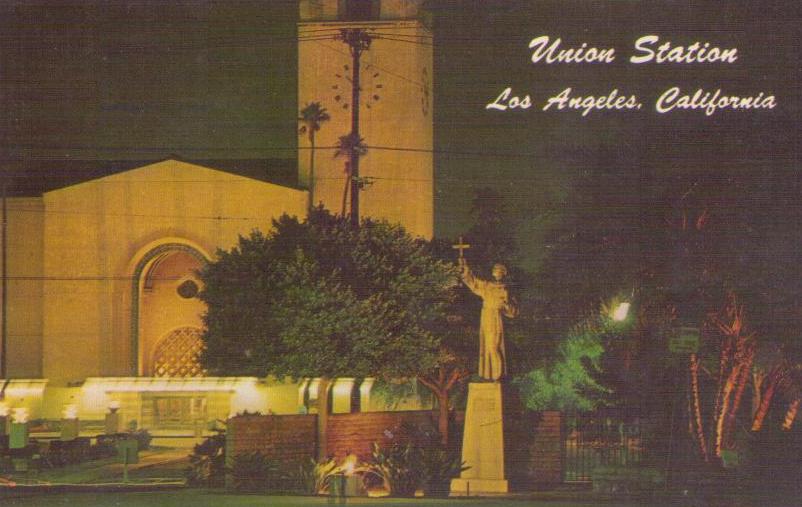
[1, 1, 799, 269]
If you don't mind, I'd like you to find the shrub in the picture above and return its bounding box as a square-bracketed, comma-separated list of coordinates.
[186, 430, 226, 488]
[418, 446, 467, 497]
[365, 442, 421, 497]
[295, 456, 340, 494]
[128, 429, 152, 451]
[230, 451, 280, 492]
[365, 439, 467, 497]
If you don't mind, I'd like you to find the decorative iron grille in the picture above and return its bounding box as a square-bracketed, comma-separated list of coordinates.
[152, 326, 205, 377]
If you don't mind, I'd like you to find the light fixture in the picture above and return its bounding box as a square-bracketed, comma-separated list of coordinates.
[11, 407, 29, 424]
[612, 301, 631, 322]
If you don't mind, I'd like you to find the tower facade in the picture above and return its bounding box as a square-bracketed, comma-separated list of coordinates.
[298, 0, 433, 238]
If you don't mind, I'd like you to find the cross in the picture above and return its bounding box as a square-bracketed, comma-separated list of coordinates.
[452, 236, 471, 259]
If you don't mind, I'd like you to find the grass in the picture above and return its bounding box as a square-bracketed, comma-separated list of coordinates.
[7, 447, 188, 485]
[0, 490, 637, 507]
[4, 490, 802, 507]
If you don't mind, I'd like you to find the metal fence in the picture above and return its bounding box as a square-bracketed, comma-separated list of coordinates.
[562, 410, 644, 482]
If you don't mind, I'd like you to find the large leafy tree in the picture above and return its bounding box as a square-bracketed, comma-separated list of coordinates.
[199, 208, 455, 379]
[198, 208, 457, 454]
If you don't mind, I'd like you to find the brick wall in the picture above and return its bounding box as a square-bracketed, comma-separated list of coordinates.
[226, 414, 317, 465]
[226, 410, 564, 489]
[528, 411, 564, 486]
[227, 410, 438, 464]
[325, 410, 437, 460]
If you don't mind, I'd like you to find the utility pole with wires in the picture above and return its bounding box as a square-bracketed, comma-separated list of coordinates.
[337, 28, 372, 226]
[1, 182, 7, 379]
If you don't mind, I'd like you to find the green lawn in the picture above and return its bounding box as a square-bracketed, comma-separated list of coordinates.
[3, 490, 797, 507]
[0, 491, 631, 507]
[3, 489, 800, 507]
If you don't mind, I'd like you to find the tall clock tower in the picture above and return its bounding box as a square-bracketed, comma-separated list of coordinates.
[298, 0, 433, 238]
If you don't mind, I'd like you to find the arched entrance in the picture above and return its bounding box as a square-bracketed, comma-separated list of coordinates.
[130, 243, 209, 376]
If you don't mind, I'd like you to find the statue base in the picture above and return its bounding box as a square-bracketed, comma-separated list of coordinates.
[450, 382, 508, 496]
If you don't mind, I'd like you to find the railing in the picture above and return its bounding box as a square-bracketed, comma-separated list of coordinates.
[562, 410, 644, 482]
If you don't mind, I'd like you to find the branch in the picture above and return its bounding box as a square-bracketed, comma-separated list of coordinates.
[417, 375, 440, 394]
[445, 367, 469, 391]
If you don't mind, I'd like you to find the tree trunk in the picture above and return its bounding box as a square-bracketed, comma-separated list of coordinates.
[689, 353, 709, 462]
[724, 351, 753, 447]
[751, 370, 765, 421]
[317, 377, 331, 460]
[308, 133, 316, 211]
[436, 389, 450, 447]
[715, 364, 741, 457]
[341, 162, 351, 217]
[751, 376, 779, 432]
[417, 369, 455, 447]
[713, 337, 733, 439]
[782, 398, 800, 431]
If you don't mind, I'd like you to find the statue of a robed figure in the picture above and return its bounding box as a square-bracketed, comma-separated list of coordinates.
[451, 238, 518, 495]
[459, 257, 518, 381]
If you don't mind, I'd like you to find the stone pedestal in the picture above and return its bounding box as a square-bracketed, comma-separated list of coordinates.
[61, 418, 79, 441]
[105, 412, 121, 435]
[451, 382, 507, 496]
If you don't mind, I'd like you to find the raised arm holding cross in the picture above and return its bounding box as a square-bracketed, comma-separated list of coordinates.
[452, 236, 470, 259]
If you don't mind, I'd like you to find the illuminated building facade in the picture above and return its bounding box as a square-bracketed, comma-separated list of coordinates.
[0, 0, 433, 437]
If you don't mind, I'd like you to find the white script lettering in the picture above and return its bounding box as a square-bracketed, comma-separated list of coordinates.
[543, 88, 641, 116]
[631, 35, 738, 64]
[656, 87, 776, 115]
[529, 36, 616, 64]
[486, 87, 532, 111]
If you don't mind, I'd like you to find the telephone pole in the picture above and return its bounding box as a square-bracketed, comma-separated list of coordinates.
[338, 28, 372, 226]
[1, 183, 7, 379]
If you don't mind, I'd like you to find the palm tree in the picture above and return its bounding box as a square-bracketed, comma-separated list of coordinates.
[298, 102, 330, 211]
[334, 133, 367, 219]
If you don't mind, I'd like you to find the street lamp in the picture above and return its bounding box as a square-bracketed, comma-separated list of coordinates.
[612, 301, 631, 322]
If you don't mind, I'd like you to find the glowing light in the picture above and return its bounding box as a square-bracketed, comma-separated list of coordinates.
[83, 377, 258, 392]
[612, 302, 631, 322]
[108, 400, 121, 413]
[332, 378, 355, 413]
[11, 408, 29, 424]
[307, 378, 321, 401]
[63, 404, 78, 420]
[341, 453, 358, 476]
[0, 379, 48, 398]
[360, 378, 374, 411]
[367, 488, 389, 498]
[0, 403, 8, 417]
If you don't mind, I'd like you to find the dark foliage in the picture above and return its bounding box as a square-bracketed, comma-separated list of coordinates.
[199, 208, 456, 381]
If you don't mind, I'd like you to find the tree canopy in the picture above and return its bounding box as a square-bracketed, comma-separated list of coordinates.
[198, 208, 457, 381]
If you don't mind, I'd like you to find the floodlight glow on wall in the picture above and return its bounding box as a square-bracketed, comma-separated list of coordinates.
[63, 404, 78, 420]
[108, 400, 121, 413]
[0, 402, 8, 417]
